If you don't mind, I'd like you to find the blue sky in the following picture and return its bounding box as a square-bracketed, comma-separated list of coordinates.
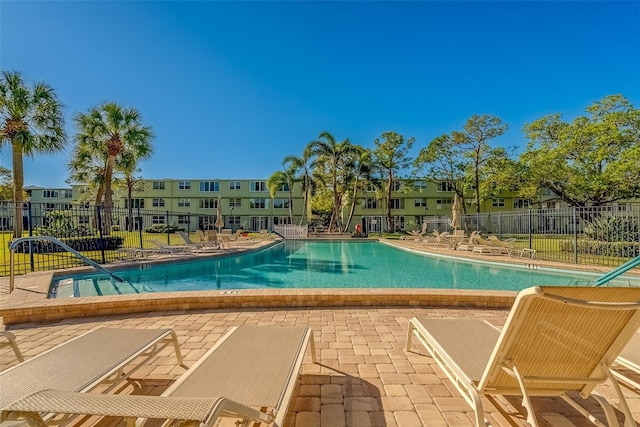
[1, 1, 639, 188]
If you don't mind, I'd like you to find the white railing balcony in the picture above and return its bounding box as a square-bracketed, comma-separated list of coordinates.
[274, 224, 308, 239]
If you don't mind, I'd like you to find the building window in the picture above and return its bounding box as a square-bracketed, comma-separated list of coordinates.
[279, 183, 290, 192]
[152, 181, 165, 190]
[414, 198, 427, 207]
[437, 182, 454, 192]
[415, 181, 428, 191]
[62, 189, 72, 198]
[177, 215, 190, 224]
[250, 181, 267, 192]
[366, 183, 378, 192]
[199, 181, 219, 192]
[391, 181, 402, 191]
[545, 201, 557, 209]
[79, 215, 89, 224]
[42, 190, 58, 198]
[199, 198, 218, 209]
[45, 203, 55, 210]
[229, 181, 241, 190]
[178, 181, 191, 190]
[492, 198, 505, 207]
[178, 199, 191, 207]
[125, 198, 145, 209]
[228, 215, 241, 226]
[59, 203, 72, 210]
[229, 198, 241, 208]
[152, 198, 165, 207]
[436, 199, 453, 210]
[152, 215, 165, 224]
[250, 198, 268, 209]
[273, 198, 290, 209]
[364, 198, 378, 209]
[513, 199, 531, 209]
[390, 198, 404, 209]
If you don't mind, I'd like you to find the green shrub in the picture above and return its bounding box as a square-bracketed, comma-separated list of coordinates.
[559, 239, 639, 257]
[36, 210, 93, 238]
[144, 224, 184, 234]
[11, 236, 125, 254]
[584, 215, 638, 242]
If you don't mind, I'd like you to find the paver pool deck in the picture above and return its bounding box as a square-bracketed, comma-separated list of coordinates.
[1, 239, 639, 426]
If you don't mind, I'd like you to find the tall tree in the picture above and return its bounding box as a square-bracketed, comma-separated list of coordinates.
[372, 131, 414, 231]
[0, 71, 67, 237]
[118, 151, 147, 231]
[452, 114, 508, 212]
[413, 134, 468, 213]
[283, 144, 316, 225]
[342, 145, 374, 232]
[267, 163, 299, 224]
[521, 95, 640, 206]
[73, 102, 153, 232]
[0, 166, 17, 200]
[309, 131, 355, 231]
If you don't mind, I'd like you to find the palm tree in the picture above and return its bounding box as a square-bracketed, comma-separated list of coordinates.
[74, 102, 153, 233]
[0, 71, 67, 237]
[267, 163, 299, 224]
[118, 151, 147, 231]
[343, 146, 374, 232]
[309, 131, 355, 232]
[283, 144, 315, 226]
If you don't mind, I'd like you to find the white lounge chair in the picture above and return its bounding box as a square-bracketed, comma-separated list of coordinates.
[0, 332, 24, 363]
[406, 286, 640, 427]
[178, 231, 219, 251]
[613, 330, 640, 390]
[0, 328, 183, 424]
[2, 325, 316, 427]
[148, 240, 191, 253]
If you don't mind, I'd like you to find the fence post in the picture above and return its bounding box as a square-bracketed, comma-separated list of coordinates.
[573, 206, 578, 264]
[137, 207, 143, 248]
[95, 205, 106, 264]
[528, 209, 532, 250]
[166, 210, 171, 244]
[27, 202, 35, 272]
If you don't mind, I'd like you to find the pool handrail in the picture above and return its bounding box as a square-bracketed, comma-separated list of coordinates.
[595, 255, 640, 286]
[9, 236, 124, 293]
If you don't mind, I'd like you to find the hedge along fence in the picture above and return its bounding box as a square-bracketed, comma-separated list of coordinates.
[559, 240, 640, 257]
[11, 236, 125, 254]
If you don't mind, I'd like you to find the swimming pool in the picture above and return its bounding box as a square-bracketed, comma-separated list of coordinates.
[51, 240, 637, 297]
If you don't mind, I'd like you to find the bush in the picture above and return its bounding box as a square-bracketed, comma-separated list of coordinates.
[584, 215, 639, 242]
[36, 210, 93, 238]
[11, 236, 125, 254]
[559, 239, 640, 257]
[144, 224, 184, 234]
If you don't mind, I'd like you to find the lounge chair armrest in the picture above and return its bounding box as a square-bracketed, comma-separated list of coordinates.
[3, 390, 273, 427]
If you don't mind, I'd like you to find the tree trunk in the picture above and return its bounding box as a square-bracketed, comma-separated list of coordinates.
[386, 173, 393, 232]
[12, 142, 24, 238]
[102, 155, 116, 235]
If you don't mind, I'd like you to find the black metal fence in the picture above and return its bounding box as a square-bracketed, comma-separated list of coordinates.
[1, 202, 639, 277]
[458, 204, 640, 266]
[0, 202, 214, 277]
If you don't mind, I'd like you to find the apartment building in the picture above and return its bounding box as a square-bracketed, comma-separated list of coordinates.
[22, 178, 541, 233]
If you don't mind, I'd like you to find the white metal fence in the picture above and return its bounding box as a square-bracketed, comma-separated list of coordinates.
[273, 224, 308, 239]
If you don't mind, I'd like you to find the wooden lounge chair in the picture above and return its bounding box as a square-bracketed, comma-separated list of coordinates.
[2, 325, 316, 427]
[406, 286, 640, 427]
[0, 328, 183, 423]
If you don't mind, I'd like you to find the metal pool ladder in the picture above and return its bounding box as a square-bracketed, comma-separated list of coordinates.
[9, 236, 124, 293]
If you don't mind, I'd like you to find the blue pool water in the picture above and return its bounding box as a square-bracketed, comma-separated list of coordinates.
[51, 241, 637, 297]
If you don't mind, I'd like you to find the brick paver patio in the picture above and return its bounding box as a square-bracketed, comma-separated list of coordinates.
[2, 305, 638, 426]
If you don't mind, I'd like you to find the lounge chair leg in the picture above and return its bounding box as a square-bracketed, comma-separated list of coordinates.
[511, 366, 539, 427]
[604, 364, 636, 427]
[168, 330, 184, 365]
[405, 320, 416, 351]
[309, 330, 318, 363]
